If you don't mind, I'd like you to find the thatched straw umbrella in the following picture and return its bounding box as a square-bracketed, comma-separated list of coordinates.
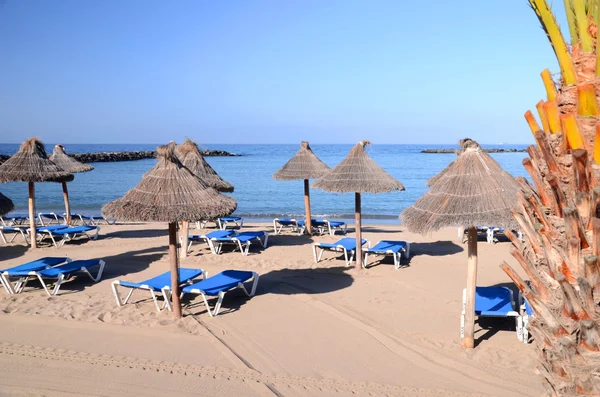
[400, 138, 520, 348]
[102, 142, 236, 318]
[175, 139, 233, 193]
[273, 141, 330, 236]
[175, 139, 234, 256]
[313, 141, 405, 267]
[0, 138, 72, 248]
[50, 144, 94, 225]
[0, 192, 14, 216]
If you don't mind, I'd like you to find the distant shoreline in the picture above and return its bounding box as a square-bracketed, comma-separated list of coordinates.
[421, 148, 527, 153]
[0, 149, 240, 164]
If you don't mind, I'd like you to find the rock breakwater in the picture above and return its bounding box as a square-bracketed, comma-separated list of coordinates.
[0, 149, 239, 164]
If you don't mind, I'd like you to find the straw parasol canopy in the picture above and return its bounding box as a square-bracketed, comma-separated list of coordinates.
[399, 138, 521, 349]
[400, 138, 520, 233]
[103, 142, 236, 223]
[0, 138, 72, 183]
[50, 144, 94, 173]
[273, 141, 330, 235]
[0, 138, 73, 248]
[175, 139, 233, 193]
[50, 144, 94, 225]
[273, 141, 330, 181]
[0, 192, 14, 216]
[102, 142, 237, 318]
[313, 141, 405, 266]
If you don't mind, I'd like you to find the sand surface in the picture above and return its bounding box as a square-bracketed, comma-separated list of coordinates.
[0, 222, 542, 396]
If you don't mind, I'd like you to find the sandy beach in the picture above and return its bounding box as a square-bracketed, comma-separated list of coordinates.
[0, 222, 542, 396]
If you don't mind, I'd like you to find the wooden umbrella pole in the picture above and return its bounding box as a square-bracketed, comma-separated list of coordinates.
[168, 222, 182, 318]
[304, 179, 312, 236]
[355, 192, 362, 268]
[62, 181, 72, 225]
[180, 221, 189, 258]
[462, 226, 478, 348]
[28, 181, 37, 249]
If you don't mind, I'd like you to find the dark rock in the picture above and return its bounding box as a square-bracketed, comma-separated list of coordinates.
[0, 149, 240, 165]
[421, 148, 525, 154]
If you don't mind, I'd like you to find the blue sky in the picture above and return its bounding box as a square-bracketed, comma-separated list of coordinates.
[0, 1, 567, 144]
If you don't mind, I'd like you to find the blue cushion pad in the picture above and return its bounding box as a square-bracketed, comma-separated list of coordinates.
[2, 257, 68, 274]
[368, 240, 407, 254]
[37, 225, 69, 232]
[474, 286, 516, 315]
[220, 217, 242, 222]
[318, 238, 366, 251]
[51, 226, 97, 235]
[182, 270, 254, 296]
[118, 268, 203, 291]
[37, 260, 101, 278]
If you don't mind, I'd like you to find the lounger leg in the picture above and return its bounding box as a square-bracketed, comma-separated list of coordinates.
[362, 252, 369, 269]
[211, 291, 226, 316]
[249, 273, 259, 296]
[516, 316, 524, 342]
[394, 253, 400, 270]
[83, 260, 106, 282]
[243, 241, 250, 256]
[273, 220, 278, 234]
[344, 249, 350, 266]
[0, 273, 14, 294]
[50, 274, 66, 296]
[312, 245, 318, 263]
[149, 289, 164, 312]
[111, 282, 135, 307]
[261, 233, 269, 248]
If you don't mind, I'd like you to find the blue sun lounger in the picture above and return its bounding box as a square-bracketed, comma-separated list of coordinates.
[212, 231, 269, 256]
[362, 240, 410, 269]
[313, 219, 347, 236]
[12, 259, 106, 296]
[461, 286, 523, 342]
[186, 229, 235, 254]
[1, 213, 29, 226]
[38, 212, 67, 226]
[70, 214, 116, 226]
[312, 237, 369, 266]
[37, 225, 100, 247]
[217, 216, 244, 230]
[0, 257, 71, 294]
[273, 218, 306, 235]
[0, 226, 30, 244]
[111, 268, 206, 312]
[168, 270, 259, 317]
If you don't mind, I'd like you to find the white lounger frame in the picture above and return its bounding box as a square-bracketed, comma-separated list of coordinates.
[272, 218, 305, 235]
[13, 260, 106, 296]
[320, 220, 347, 236]
[362, 242, 410, 270]
[207, 233, 269, 256]
[36, 226, 100, 248]
[166, 272, 259, 317]
[0, 226, 29, 245]
[111, 271, 207, 312]
[217, 218, 244, 230]
[312, 240, 370, 266]
[460, 288, 524, 342]
[37, 212, 66, 226]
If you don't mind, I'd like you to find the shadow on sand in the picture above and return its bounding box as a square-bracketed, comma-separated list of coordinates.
[0, 245, 29, 262]
[21, 245, 169, 296]
[103, 228, 168, 240]
[184, 266, 355, 317]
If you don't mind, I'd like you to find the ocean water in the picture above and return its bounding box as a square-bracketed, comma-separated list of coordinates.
[0, 143, 530, 224]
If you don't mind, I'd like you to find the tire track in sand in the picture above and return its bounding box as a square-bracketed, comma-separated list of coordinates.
[0, 342, 487, 397]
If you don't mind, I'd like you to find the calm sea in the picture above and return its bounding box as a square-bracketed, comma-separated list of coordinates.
[0, 143, 530, 224]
